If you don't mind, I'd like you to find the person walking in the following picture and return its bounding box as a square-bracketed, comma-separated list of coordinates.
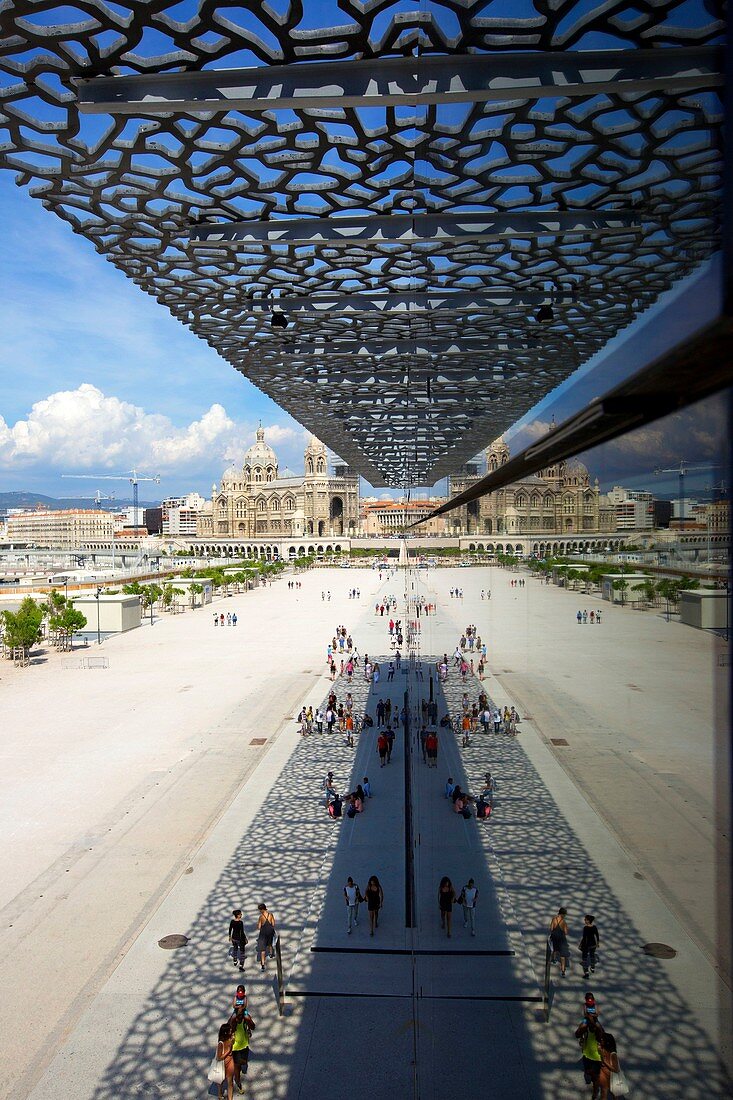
[255, 903, 276, 971]
[438, 876, 456, 937]
[210, 1020, 235, 1100]
[364, 875, 383, 936]
[580, 914, 600, 979]
[228, 908, 248, 971]
[385, 725, 395, 763]
[575, 1014, 604, 1099]
[549, 907, 570, 976]
[344, 876, 362, 933]
[460, 878, 479, 936]
[377, 732, 388, 767]
[230, 1005, 255, 1091]
[598, 1028, 623, 1100]
[425, 730, 438, 767]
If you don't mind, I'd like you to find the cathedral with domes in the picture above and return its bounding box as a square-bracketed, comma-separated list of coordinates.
[448, 437, 615, 536]
[197, 428, 360, 539]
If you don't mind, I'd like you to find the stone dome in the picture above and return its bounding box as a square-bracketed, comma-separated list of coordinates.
[243, 426, 277, 469]
[221, 464, 238, 485]
[566, 459, 589, 479]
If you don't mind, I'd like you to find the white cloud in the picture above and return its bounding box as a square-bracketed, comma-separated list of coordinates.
[0, 383, 304, 478]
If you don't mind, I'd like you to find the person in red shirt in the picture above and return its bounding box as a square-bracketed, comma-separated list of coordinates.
[377, 733, 388, 767]
[425, 731, 438, 767]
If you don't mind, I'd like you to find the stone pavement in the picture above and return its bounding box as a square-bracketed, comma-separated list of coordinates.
[7, 564, 731, 1097]
[22, 563, 730, 1095]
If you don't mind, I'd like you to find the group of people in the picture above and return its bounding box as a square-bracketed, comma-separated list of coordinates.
[343, 875, 383, 934]
[448, 587, 464, 598]
[347, 587, 361, 599]
[342, 875, 480, 939]
[509, 578, 525, 588]
[326, 626, 359, 680]
[454, 688, 519, 739]
[438, 876, 480, 936]
[323, 771, 371, 819]
[299, 683, 371, 744]
[575, 991, 624, 1099]
[211, 903, 278, 1096]
[576, 608, 603, 624]
[286, 580, 302, 590]
[444, 772, 496, 820]
[213, 612, 238, 627]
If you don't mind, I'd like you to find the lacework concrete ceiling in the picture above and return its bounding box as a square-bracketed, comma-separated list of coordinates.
[0, 2, 725, 487]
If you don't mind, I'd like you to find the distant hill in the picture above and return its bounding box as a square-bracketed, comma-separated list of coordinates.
[0, 491, 160, 512]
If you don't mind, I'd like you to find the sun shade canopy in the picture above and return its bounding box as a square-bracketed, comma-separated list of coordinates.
[0, 2, 724, 486]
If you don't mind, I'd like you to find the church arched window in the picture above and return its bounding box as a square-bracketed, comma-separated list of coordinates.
[254, 467, 263, 483]
[531, 493, 540, 508]
[317, 458, 326, 474]
[515, 494, 527, 509]
[284, 496, 294, 511]
[266, 466, 274, 482]
[257, 498, 266, 512]
[271, 497, 280, 511]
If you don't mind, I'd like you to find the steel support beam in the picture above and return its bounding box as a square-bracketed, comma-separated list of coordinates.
[78, 47, 723, 115]
[188, 211, 638, 246]
[246, 291, 577, 314]
[279, 338, 536, 356]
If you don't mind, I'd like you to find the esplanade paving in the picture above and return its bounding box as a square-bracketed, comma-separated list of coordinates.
[1, 564, 724, 1099]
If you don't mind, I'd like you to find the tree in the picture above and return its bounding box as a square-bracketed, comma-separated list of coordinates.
[189, 582, 204, 608]
[1, 597, 44, 661]
[612, 578, 629, 605]
[631, 579, 656, 608]
[161, 583, 185, 611]
[50, 606, 87, 650]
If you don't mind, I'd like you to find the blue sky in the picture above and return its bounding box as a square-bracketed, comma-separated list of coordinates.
[0, 177, 314, 498]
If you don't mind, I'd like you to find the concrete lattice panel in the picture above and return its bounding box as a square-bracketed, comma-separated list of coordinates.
[0, 2, 725, 486]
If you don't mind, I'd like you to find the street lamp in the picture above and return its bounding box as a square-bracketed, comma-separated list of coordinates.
[95, 585, 102, 645]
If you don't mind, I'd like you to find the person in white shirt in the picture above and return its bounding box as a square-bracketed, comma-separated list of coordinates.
[461, 878, 479, 936]
[344, 877, 361, 933]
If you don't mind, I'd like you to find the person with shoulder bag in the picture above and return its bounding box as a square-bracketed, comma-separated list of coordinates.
[599, 1028, 629, 1098]
[208, 1020, 235, 1099]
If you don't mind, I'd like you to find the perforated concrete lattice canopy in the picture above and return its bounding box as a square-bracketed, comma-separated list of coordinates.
[0, 2, 725, 487]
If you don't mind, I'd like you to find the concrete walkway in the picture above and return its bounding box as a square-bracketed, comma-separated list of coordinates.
[4, 564, 730, 1097]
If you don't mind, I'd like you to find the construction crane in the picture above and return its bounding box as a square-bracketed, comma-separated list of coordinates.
[654, 461, 719, 528]
[60, 490, 116, 509]
[62, 469, 160, 526]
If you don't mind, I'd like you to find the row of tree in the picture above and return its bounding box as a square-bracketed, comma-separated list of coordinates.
[1, 591, 88, 661]
[528, 557, 703, 607]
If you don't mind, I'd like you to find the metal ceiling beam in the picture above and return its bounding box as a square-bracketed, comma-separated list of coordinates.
[78, 46, 723, 115]
[245, 291, 577, 314]
[188, 211, 639, 246]
[278, 339, 535, 356]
